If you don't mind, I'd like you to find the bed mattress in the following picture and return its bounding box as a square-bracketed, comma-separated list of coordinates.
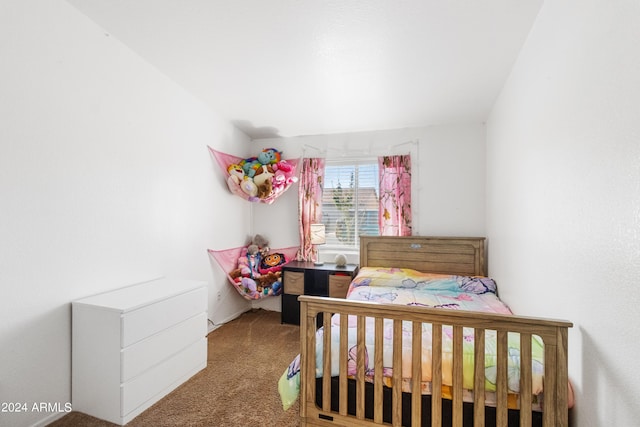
[278, 267, 546, 411]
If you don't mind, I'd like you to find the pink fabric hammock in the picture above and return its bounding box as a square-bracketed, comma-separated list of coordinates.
[208, 146, 299, 204]
[208, 246, 299, 300]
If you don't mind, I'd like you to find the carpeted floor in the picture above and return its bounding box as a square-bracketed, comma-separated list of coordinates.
[49, 309, 301, 427]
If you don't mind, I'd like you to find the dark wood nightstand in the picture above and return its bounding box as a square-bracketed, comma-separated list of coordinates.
[281, 261, 359, 325]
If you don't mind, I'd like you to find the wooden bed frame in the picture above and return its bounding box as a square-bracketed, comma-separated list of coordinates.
[298, 236, 572, 427]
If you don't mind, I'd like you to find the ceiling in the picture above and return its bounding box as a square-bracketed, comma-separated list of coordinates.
[66, 0, 543, 139]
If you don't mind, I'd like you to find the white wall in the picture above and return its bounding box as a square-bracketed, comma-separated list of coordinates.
[0, 2, 250, 426]
[251, 125, 486, 312]
[486, 1, 640, 425]
[250, 124, 486, 255]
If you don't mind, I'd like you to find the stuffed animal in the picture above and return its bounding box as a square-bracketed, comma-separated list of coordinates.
[229, 268, 243, 282]
[252, 234, 270, 255]
[236, 249, 252, 277]
[272, 159, 292, 173]
[245, 245, 261, 277]
[259, 252, 287, 274]
[256, 179, 273, 199]
[240, 177, 258, 198]
[268, 280, 283, 296]
[255, 271, 281, 289]
[258, 148, 282, 165]
[253, 164, 275, 187]
[225, 164, 253, 199]
[240, 277, 260, 298]
[240, 157, 260, 177]
[272, 169, 289, 191]
[223, 150, 293, 202]
[227, 164, 245, 183]
[247, 243, 259, 256]
[271, 160, 297, 196]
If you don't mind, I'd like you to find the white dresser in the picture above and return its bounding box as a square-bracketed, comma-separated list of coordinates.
[72, 278, 208, 425]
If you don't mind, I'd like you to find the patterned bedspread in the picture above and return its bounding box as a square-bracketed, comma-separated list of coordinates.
[278, 267, 546, 411]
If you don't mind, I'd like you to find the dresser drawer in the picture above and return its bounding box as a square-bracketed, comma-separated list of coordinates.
[73, 278, 208, 425]
[121, 312, 206, 382]
[329, 274, 352, 298]
[284, 271, 304, 295]
[121, 287, 207, 347]
[121, 338, 207, 419]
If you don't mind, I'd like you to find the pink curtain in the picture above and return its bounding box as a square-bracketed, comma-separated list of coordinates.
[378, 155, 412, 236]
[297, 158, 325, 261]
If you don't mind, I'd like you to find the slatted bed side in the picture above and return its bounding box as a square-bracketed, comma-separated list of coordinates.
[299, 296, 572, 427]
[298, 236, 571, 427]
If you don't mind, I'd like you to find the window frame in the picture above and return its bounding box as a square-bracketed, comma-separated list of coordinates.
[321, 157, 380, 253]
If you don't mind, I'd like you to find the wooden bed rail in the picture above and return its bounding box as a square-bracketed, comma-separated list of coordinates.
[299, 296, 572, 427]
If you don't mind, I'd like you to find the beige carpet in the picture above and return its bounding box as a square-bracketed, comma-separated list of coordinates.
[50, 309, 300, 427]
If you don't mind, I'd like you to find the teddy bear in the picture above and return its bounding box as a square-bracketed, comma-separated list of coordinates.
[256, 178, 273, 199]
[254, 271, 283, 296]
[253, 164, 275, 188]
[228, 268, 243, 283]
[255, 271, 281, 289]
[252, 234, 270, 256]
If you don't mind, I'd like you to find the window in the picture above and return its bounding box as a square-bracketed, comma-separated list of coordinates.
[321, 159, 379, 251]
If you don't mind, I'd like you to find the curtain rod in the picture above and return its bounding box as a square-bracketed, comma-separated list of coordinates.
[302, 139, 418, 158]
[390, 139, 418, 149]
[302, 144, 326, 154]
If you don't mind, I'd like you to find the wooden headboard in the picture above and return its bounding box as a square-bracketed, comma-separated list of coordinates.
[359, 236, 486, 276]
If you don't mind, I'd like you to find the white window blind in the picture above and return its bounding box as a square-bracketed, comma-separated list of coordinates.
[322, 159, 379, 250]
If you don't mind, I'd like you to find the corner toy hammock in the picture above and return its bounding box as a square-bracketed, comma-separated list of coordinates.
[208, 245, 299, 300]
[209, 146, 299, 204]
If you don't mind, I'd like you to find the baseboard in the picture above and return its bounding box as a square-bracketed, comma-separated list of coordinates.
[251, 295, 282, 312]
[207, 308, 249, 334]
[30, 411, 68, 427]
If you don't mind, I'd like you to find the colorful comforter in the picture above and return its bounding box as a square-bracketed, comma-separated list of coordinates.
[278, 267, 546, 411]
